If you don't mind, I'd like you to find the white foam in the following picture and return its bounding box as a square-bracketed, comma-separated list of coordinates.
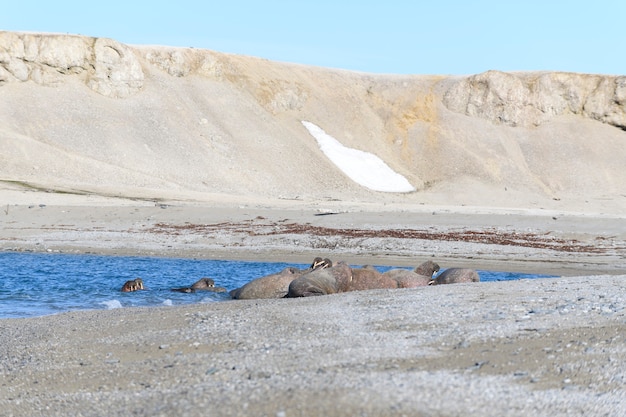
[100, 299, 123, 309]
[302, 121, 415, 193]
[162, 299, 173, 306]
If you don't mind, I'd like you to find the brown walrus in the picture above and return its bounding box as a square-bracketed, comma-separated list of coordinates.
[286, 261, 353, 297]
[382, 269, 433, 288]
[171, 277, 227, 293]
[230, 266, 302, 299]
[121, 278, 144, 292]
[431, 268, 480, 285]
[288, 260, 442, 297]
[383, 261, 441, 288]
[345, 265, 394, 292]
[346, 261, 440, 291]
[230, 257, 332, 300]
[412, 260, 441, 279]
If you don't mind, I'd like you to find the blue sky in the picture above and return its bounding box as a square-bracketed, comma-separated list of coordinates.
[2, 1, 624, 75]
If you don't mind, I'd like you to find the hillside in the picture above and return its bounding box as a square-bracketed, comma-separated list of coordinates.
[1, 31, 625, 213]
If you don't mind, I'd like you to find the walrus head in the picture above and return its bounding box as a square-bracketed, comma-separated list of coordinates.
[286, 261, 352, 297]
[313, 258, 333, 270]
[121, 278, 144, 292]
[413, 260, 440, 278]
[309, 257, 324, 268]
[187, 277, 227, 293]
[309, 257, 332, 270]
[190, 277, 216, 290]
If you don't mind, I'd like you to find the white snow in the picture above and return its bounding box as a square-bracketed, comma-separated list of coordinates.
[302, 121, 415, 193]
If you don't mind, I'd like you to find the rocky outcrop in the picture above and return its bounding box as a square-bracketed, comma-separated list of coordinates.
[86, 37, 144, 97]
[0, 31, 143, 98]
[139, 47, 202, 77]
[443, 70, 626, 130]
[3, 31, 624, 128]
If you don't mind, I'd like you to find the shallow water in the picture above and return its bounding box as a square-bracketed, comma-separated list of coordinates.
[0, 252, 555, 319]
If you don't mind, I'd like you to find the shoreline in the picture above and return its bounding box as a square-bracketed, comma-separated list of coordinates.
[1, 194, 625, 276]
[1, 193, 626, 415]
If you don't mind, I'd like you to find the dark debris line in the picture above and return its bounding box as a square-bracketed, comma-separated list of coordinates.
[146, 220, 607, 254]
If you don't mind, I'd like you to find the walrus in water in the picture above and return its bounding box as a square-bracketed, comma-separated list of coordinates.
[121, 278, 144, 292]
[383, 260, 440, 288]
[286, 261, 353, 297]
[230, 257, 332, 300]
[431, 268, 480, 285]
[171, 277, 227, 293]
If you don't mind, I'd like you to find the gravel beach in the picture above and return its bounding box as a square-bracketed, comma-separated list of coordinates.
[1, 196, 626, 416]
[1, 274, 625, 416]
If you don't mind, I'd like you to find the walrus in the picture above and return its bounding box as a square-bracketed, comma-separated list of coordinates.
[171, 277, 227, 293]
[230, 257, 332, 300]
[121, 278, 144, 292]
[347, 261, 440, 291]
[309, 257, 332, 270]
[383, 260, 441, 288]
[382, 269, 433, 288]
[431, 268, 480, 285]
[346, 265, 394, 292]
[412, 260, 441, 278]
[229, 266, 302, 299]
[286, 261, 352, 297]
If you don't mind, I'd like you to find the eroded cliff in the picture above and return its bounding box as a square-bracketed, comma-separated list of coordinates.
[1, 31, 625, 211]
[443, 70, 626, 130]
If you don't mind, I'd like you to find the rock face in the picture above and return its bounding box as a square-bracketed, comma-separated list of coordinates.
[443, 70, 626, 130]
[0, 32, 143, 97]
[1, 31, 625, 211]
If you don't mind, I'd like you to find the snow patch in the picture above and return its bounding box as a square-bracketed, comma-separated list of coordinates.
[302, 121, 415, 192]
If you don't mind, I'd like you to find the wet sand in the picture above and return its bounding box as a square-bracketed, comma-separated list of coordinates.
[1, 193, 625, 276]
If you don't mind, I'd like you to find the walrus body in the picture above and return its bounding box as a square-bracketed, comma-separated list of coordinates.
[382, 269, 432, 288]
[230, 267, 302, 299]
[432, 268, 480, 285]
[171, 277, 227, 293]
[121, 278, 144, 292]
[231, 258, 333, 300]
[286, 262, 352, 297]
[384, 260, 441, 288]
[346, 266, 394, 291]
[348, 261, 441, 291]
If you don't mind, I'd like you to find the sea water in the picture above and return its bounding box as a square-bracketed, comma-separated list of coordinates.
[0, 252, 555, 319]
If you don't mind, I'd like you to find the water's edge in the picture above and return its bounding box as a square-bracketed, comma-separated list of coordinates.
[0, 252, 555, 319]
